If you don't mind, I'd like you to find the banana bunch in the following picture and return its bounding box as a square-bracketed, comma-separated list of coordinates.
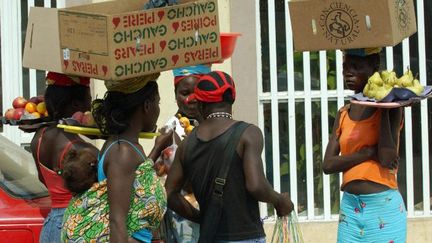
[177, 114, 194, 135]
[363, 68, 424, 100]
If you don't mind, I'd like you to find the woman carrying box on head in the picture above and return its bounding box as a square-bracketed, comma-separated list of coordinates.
[30, 72, 99, 243]
[61, 73, 173, 243]
[160, 65, 211, 243]
[322, 48, 407, 242]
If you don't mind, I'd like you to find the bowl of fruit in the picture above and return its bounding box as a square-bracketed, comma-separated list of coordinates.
[2, 96, 48, 125]
[360, 69, 428, 102]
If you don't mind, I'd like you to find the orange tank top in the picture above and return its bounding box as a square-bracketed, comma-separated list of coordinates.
[37, 127, 77, 208]
[336, 106, 398, 189]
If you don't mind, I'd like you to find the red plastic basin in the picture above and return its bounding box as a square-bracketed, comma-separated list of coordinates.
[217, 32, 241, 63]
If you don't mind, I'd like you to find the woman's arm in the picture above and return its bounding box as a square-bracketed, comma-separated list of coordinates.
[165, 138, 201, 223]
[148, 128, 173, 162]
[378, 108, 403, 169]
[322, 110, 377, 174]
[106, 144, 141, 243]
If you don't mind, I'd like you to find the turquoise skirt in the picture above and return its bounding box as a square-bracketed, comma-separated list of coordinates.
[338, 189, 407, 243]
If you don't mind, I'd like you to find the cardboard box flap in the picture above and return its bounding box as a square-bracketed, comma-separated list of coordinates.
[66, 0, 146, 15]
[58, 11, 109, 55]
[22, 7, 62, 73]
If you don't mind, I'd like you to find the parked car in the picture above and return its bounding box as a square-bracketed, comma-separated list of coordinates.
[0, 135, 50, 243]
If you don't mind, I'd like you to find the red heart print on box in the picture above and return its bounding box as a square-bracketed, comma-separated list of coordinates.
[172, 22, 179, 33]
[157, 11, 164, 21]
[102, 65, 108, 76]
[63, 60, 69, 69]
[160, 41, 166, 51]
[112, 17, 120, 29]
[172, 55, 179, 65]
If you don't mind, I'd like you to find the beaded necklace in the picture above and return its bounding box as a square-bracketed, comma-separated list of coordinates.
[206, 111, 233, 120]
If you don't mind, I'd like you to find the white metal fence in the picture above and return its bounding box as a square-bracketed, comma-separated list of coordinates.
[258, 0, 431, 221]
[0, 0, 67, 145]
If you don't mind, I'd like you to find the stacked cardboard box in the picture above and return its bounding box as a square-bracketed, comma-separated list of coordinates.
[23, 0, 221, 80]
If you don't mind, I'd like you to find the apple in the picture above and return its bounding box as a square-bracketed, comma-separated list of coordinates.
[13, 108, 25, 120]
[4, 108, 15, 120]
[153, 160, 167, 176]
[12, 97, 28, 109]
[36, 95, 45, 103]
[71, 111, 84, 124]
[162, 147, 174, 161]
[28, 96, 40, 104]
[81, 111, 96, 127]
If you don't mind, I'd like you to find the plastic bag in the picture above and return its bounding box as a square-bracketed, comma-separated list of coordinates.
[153, 125, 178, 176]
[270, 212, 304, 243]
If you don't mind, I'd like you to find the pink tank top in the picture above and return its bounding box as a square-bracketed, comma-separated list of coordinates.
[37, 128, 78, 208]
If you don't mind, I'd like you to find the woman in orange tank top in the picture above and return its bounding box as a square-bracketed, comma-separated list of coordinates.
[323, 48, 407, 242]
[29, 72, 98, 243]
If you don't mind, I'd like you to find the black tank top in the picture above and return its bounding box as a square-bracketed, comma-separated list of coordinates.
[182, 121, 265, 241]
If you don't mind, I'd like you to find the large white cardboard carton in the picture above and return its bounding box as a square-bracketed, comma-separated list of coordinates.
[23, 0, 220, 80]
[288, 0, 417, 51]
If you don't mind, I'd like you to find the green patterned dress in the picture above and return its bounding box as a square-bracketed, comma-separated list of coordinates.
[61, 158, 166, 242]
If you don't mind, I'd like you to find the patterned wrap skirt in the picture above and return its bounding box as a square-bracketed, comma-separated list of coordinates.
[338, 189, 407, 243]
[61, 159, 167, 242]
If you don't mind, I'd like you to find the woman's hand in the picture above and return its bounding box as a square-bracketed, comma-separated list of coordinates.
[359, 145, 378, 162]
[155, 126, 174, 151]
[381, 157, 399, 170]
[149, 126, 174, 162]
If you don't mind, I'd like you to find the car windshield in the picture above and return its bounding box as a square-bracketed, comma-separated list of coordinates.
[0, 135, 48, 199]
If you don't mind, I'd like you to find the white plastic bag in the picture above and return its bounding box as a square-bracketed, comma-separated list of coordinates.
[270, 212, 304, 243]
[153, 125, 177, 176]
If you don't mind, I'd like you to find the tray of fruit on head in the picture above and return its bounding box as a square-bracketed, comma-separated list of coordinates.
[350, 69, 432, 108]
[57, 111, 159, 139]
[1, 96, 51, 127]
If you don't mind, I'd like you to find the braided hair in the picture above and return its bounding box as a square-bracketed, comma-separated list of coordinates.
[44, 85, 90, 121]
[92, 81, 159, 135]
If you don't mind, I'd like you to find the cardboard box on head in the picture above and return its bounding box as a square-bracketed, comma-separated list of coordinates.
[23, 0, 221, 80]
[288, 0, 417, 52]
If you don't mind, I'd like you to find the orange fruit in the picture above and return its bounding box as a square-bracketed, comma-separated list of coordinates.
[36, 102, 46, 114]
[25, 102, 37, 113]
[179, 117, 190, 128]
[31, 112, 41, 119]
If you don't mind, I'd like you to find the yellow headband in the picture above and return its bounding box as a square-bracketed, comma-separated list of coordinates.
[344, 47, 382, 57]
[364, 47, 382, 55]
[104, 73, 160, 94]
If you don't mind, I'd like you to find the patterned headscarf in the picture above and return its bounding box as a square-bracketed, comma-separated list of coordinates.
[46, 72, 90, 87]
[173, 65, 211, 86]
[344, 47, 382, 57]
[104, 73, 160, 94]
